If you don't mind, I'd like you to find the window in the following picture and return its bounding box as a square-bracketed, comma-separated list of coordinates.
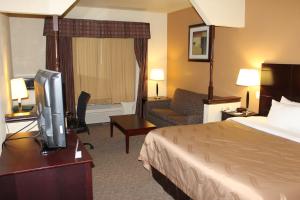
[73, 38, 136, 104]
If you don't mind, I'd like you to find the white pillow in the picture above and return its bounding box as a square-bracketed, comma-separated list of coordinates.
[280, 96, 300, 106]
[267, 100, 300, 133]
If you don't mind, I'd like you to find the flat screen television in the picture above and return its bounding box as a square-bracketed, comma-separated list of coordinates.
[34, 69, 66, 152]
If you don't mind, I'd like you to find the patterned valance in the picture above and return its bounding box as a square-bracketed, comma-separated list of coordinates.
[43, 18, 151, 39]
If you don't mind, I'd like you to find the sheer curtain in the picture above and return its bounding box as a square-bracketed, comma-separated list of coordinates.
[72, 38, 136, 104]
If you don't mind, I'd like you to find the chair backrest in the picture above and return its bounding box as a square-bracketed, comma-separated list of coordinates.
[170, 88, 207, 115]
[77, 91, 91, 124]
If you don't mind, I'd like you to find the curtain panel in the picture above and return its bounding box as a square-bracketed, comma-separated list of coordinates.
[134, 38, 148, 117]
[46, 36, 76, 114]
[44, 17, 150, 117]
[73, 38, 136, 104]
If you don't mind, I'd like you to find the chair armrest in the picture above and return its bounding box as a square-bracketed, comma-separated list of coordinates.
[144, 98, 171, 118]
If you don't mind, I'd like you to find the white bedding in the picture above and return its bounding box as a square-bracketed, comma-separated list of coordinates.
[229, 116, 300, 143]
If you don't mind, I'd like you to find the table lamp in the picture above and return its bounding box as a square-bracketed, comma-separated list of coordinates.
[11, 78, 28, 112]
[236, 68, 259, 111]
[150, 68, 164, 99]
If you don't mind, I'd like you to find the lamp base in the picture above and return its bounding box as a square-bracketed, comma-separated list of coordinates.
[246, 89, 249, 111]
[18, 102, 23, 112]
[244, 110, 252, 116]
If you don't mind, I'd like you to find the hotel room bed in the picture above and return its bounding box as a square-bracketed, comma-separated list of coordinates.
[139, 63, 300, 200]
[139, 117, 300, 200]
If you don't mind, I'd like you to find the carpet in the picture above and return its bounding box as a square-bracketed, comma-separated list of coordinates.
[78, 123, 173, 200]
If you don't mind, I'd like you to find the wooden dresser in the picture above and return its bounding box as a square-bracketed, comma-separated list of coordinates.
[0, 132, 94, 200]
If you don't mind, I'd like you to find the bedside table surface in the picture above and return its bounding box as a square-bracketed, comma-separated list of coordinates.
[221, 111, 258, 121]
[5, 112, 37, 123]
[223, 111, 257, 116]
[145, 96, 170, 102]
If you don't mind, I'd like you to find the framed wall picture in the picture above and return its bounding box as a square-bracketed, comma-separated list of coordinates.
[188, 24, 212, 62]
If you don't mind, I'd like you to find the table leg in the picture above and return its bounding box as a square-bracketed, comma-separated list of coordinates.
[110, 121, 113, 137]
[126, 135, 129, 154]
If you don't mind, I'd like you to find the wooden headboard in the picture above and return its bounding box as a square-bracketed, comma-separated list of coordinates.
[259, 63, 300, 116]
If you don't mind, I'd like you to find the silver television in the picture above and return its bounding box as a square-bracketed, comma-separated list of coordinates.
[34, 69, 66, 151]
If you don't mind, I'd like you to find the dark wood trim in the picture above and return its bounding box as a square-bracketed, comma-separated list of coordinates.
[208, 25, 215, 100]
[259, 63, 300, 116]
[188, 23, 212, 62]
[203, 96, 241, 105]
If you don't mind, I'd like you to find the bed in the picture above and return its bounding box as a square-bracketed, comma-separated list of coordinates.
[139, 63, 300, 200]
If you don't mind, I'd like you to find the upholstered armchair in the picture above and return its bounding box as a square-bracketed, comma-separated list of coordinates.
[145, 88, 208, 127]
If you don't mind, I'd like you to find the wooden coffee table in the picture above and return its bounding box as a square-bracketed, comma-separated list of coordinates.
[110, 114, 156, 153]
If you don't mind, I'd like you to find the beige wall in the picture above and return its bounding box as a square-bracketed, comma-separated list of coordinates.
[168, 8, 209, 96]
[168, 0, 300, 112]
[0, 13, 12, 154]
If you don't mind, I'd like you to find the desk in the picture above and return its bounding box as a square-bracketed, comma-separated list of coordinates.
[0, 132, 94, 200]
[5, 111, 38, 133]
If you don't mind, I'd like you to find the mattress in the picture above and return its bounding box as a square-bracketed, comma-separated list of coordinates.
[139, 117, 300, 200]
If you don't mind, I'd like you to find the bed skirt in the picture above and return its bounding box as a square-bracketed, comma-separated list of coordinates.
[151, 166, 191, 200]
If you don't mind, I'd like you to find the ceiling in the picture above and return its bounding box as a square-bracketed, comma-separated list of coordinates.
[0, 0, 76, 15]
[76, 0, 192, 13]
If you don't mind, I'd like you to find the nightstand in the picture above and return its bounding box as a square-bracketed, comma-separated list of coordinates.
[145, 96, 170, 102]
[221, 110, 258, 121]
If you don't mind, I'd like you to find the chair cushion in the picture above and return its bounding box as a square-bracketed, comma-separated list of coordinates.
[170, 88, 207, 115]
[149, 108, 201, 125]
[149, 108, 178, 121]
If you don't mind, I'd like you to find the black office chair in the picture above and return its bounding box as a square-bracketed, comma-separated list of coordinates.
[68, 91, 94, 150]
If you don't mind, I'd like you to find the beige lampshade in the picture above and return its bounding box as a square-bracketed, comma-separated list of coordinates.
[236, 69, 260, 86]
[150, 68, 164, 81]
[11, 78, 28, 101]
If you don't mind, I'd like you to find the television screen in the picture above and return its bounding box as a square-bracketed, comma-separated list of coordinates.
[34, 69, 66, 151]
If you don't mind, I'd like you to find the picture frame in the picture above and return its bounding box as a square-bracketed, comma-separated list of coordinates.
[188, 24, 212, 62]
